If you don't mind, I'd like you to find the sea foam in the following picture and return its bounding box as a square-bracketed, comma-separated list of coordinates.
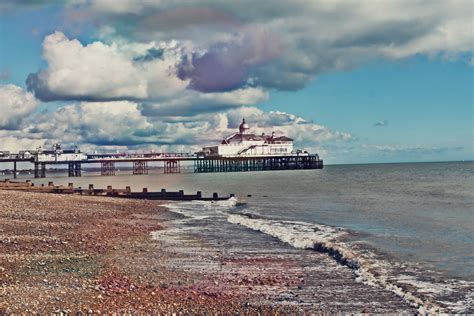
[158, 198, 472, 313]
[227, 213, 472, 313]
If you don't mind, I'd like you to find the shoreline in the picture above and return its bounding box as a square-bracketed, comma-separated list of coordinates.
[0, 190, 418, 313]
[0, 190, 298, 313]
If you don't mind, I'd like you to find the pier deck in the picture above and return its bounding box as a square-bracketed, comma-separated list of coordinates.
[0, 152, 322, 178]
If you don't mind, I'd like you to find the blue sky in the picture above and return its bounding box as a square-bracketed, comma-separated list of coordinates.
[260, 56, 473, 162]
[0, 1, 472, 164]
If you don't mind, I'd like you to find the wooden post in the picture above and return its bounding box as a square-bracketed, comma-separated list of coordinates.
[213, 192, 218, 200]
[142, 188, 148, 193]
[197, 191, 202, 198]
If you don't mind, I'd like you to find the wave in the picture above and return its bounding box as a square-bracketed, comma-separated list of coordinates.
[227, 213, 472, 313]
[162, 197, 239, 219]
[158, 198, 472, 313]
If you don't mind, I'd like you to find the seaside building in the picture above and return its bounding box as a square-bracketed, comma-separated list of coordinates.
[201, 119, 295, 157]
[36, 144, 87, 162]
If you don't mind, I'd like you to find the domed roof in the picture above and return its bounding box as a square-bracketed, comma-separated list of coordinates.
[239, 118, 249, 134]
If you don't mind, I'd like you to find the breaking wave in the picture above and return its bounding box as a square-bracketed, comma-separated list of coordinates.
[159, 198, 472, 313]
[227, 213, 473, 313]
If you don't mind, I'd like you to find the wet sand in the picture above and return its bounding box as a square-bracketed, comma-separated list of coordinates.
[0, 190, 415, 313]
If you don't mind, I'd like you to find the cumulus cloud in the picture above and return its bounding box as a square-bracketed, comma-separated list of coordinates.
[25, 1, 473, 107]
[0, 84, 38, 130]
[22, 101, 350, 152]
[27, 32, 189, 102]
[26, 31, 270, 115]
[30, 101, 152, 146]
[140, 87, 268, 117]
[7, 0, 470, 161]
[66, 0, 473, 92]
[176, 25, 282, 92]
[0, 133, 46, 152]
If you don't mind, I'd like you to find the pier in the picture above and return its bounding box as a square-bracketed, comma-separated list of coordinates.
[0, 151, 323, 178]
[193, 155, 323, 173]
[0, 121, 323, 178]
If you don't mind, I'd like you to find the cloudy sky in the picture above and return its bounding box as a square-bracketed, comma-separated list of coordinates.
[0, 0, 472, 164]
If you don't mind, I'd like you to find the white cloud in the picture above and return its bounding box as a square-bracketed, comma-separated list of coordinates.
[0, 84, 38, 130]
[0, 134, 45, 152]
[67, 0, 473, 91]
[22, 101, 351, 152]
[224, 107, 353, 145]
[27, 32, 189, 102]
[30, 101, 151, 146]
[140, 87, 269, 116]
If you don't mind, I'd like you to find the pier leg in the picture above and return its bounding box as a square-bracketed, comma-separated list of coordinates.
[133, 161, 148, 175]
[68, 162, 81, 177]
[164, 160, 180, 173]
[101, 161, 115, 176]
[68, 162, 74, 177]
[74, 162, 81, 177]
[34, 162, 45, 178]
[13, 161, 17, 179]
[40, 163, 46, 178]
[34, 162, 39, 178]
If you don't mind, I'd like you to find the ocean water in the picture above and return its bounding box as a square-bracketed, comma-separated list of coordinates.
[7, 161, 473, 311]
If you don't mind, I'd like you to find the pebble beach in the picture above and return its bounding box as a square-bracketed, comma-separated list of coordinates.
[0, 190, 417, 313]
[0, 191, 297, 313]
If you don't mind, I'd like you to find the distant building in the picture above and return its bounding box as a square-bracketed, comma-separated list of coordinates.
[36, 144, 87, 162]
[0, 151, 10, 158]
[19, 151, 32, 159]
[201, 119, 294, 157]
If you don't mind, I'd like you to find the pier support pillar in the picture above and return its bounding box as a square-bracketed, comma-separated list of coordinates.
[34, 162, 46, 178]
[164, 160, 180, 173]
[13, 161, 17, 179]
[133, 161, 148, 175]
[68, 162, 81, 177]
[101, 161, 115, 176]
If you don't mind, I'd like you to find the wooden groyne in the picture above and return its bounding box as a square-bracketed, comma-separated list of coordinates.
[0, 179, 233, 201]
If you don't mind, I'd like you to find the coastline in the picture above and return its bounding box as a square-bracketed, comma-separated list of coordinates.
[0, 190, 417, 313]
[0, 191, 298, 313]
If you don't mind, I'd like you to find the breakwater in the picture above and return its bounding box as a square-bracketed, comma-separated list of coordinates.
[0, 179, 233, 201]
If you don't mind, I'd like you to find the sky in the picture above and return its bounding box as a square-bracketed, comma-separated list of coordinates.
[0, 0, 472, 164]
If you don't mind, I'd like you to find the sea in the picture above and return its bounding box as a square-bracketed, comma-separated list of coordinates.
[4, 161, 473, 312]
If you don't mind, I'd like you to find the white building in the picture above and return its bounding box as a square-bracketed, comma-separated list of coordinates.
[36, 144, 87, 162]
[201, 119, 294, 157]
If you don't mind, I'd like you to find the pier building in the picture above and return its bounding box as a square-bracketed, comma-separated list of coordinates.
[201, 119, 294, 156]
